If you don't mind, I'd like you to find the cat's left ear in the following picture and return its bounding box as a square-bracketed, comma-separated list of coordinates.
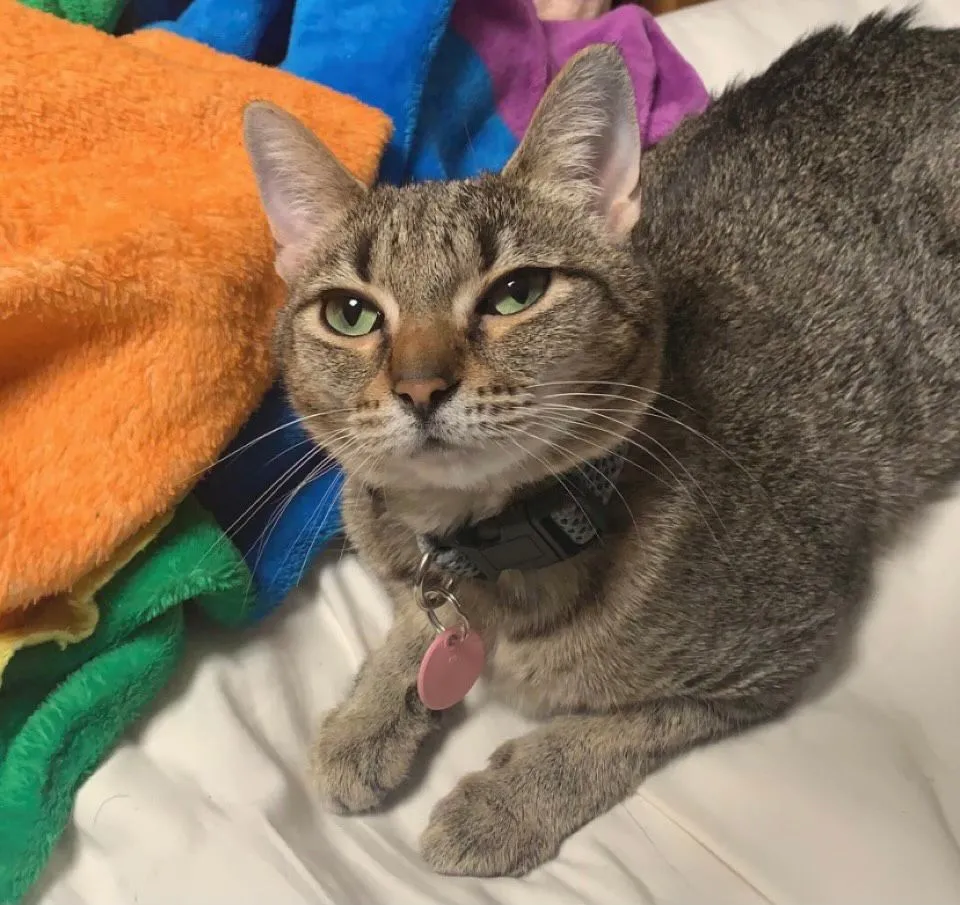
[243, 101, 365, 282]
[503, 45, 641, 239]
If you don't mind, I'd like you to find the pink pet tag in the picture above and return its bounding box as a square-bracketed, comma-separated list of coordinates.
[417, 626, 485, 711]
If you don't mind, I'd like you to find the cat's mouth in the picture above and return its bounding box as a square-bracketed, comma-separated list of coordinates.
[407, 416, 465, 455]
[418, 436, 450, 452]
[407, 426, 487, 462]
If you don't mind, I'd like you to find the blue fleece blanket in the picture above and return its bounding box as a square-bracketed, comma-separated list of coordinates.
[124, 0, 708, 618]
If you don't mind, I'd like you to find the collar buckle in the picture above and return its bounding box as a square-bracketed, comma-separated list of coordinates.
[432, 484, 608, 581]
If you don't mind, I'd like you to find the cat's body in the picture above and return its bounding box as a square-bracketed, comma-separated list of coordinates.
[243, 13, 960, 878]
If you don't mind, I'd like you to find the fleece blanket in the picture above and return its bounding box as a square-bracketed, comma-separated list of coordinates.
[0, 0, 390, 616]
[127, 0, 710, 616]
[0, 510, 173, 685]
[0, 496, 255, 904]
[19, 0, 126, 29]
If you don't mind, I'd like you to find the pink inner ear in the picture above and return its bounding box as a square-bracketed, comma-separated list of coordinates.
[607, 191, 642, 239]
[596, 115, 641, 235]
[275, 242, 308, 284]
[260, 177, 314, 250]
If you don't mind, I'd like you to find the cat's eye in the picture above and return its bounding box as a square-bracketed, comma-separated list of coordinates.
[321, 291, 384, 337]
[478, 269, 551, 317]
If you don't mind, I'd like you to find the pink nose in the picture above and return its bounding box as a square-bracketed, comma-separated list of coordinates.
[392, 376, 457, 418]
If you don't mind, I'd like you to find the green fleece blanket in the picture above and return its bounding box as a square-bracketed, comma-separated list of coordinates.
[18, 0, 126, 31]
[0, 496, 254, 904]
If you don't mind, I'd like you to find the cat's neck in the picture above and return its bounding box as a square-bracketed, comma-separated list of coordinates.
[363, 430, 678, 543]
[370, 480, 527, 539]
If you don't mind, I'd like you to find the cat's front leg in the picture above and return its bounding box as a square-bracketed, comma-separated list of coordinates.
[310, 602, 438, 813]
[420, 699, 748, 877]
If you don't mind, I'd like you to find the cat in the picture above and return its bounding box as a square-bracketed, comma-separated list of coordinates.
[242, 11, 960, 878]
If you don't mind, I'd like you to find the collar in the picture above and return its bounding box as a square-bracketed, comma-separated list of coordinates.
[417, 449, 626, 581]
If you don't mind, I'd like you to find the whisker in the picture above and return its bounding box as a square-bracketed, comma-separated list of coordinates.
[642, 407, 780, 515]
[221, 443, 331, 545]
[260, 434, 323, 470]
[244, 446, 351, 593]
[494, 429, 600, 539]
[293, 464, 350, 589]
[536, 390, 766, 501]
[261, 436, 365, 595]
[244, 486, 301, 603]
[539, 401, 727, 534]
[300, 441, 386, 581]
[529, 406, 731, 563]
[185, 405, 356, 480]
[524, 412, 679, 505]
[542, 392, 784, 529]
[181, 440, 334, 590]
[514, 413, 715, 630]
[506, 418, 641, 535]
[527, 381, 698, 414]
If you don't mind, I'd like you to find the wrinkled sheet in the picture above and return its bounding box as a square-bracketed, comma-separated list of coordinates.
[31, 1, 960, 902]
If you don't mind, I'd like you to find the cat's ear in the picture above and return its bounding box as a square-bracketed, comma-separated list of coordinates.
[243, 101, 365, 282]
[503, 45, 641, 239]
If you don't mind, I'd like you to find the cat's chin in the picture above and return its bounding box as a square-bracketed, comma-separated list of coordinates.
[359, 441, 529, 493]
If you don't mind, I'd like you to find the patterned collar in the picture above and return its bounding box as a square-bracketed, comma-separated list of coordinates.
[417, 448, 626, 581]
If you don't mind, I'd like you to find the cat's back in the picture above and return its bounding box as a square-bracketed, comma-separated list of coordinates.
[639, 12, 960, 514]
[642, 12, 960, 279]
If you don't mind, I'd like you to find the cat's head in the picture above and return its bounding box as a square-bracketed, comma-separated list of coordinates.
[243, 46, 663, 492]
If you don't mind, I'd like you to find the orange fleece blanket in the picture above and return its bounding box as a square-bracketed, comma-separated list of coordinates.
[0, 1, 390, 613]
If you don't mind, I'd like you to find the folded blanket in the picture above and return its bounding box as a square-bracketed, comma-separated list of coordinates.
[0, 0, 390, 616]
[0, 511, 172, 685]
[0, 496, 255, 904]
[127, 0, 709, 615]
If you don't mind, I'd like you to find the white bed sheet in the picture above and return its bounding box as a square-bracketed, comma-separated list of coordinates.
[33, 1, 960, 903]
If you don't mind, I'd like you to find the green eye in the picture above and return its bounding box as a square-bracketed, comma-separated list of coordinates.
[479, 269, 551, 317]
[321, 291, 383, 337]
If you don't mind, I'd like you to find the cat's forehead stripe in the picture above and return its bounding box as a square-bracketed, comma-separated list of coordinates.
[477, 219, 500, 274]
[354, 231, 373, 284]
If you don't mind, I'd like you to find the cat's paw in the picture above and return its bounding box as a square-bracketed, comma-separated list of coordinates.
[310, 693, 426, 814]
[419, 759, 557, 877]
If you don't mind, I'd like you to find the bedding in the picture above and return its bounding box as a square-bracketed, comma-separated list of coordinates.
[30, 1, 960, 903]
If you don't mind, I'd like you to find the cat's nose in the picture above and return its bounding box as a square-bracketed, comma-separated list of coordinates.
[393, 376, 458, 420]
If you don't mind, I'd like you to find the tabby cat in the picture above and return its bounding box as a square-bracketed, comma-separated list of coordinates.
[243, 12, 960, 877]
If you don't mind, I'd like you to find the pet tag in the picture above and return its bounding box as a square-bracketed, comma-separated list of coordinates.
[417, 626, 485, 711]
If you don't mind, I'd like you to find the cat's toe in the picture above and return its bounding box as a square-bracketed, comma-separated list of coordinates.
[419, 768, 556, 877]
[310, 736, 385, 813]
[309, 708, 418, 814]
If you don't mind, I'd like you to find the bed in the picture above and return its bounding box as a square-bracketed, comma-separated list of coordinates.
[34, 1, 960, 902]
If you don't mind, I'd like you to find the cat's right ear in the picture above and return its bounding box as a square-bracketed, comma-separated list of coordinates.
[503, 45, 641, 239]
[243, 102, 365, 282]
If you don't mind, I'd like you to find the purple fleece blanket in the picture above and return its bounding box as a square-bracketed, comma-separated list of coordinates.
[452, 0, 707, 151]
